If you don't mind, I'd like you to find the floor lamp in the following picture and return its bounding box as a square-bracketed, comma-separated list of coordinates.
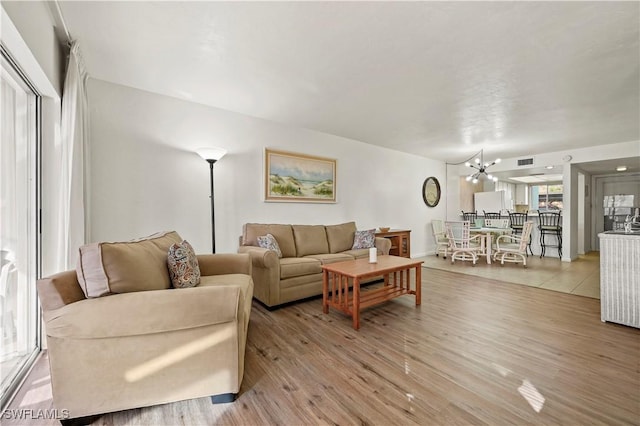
[196, 147, 227, 253]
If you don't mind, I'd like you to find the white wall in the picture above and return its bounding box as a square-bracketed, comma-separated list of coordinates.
[87, 79, 446, 257]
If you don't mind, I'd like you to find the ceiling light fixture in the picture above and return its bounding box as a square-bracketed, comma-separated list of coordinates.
[465, 149, 501, 184]
[545, 165, 554, 170]
[616, 166, 627, 172]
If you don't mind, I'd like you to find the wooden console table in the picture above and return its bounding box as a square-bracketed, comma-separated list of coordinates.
[375, 229, 411, 258]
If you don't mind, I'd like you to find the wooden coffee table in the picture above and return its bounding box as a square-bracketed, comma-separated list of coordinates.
[322, 255, 423, 330]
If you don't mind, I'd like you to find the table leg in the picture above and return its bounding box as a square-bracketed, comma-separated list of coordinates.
[322, 270, 329, 314]
[486, 233, 492, 264]
[415, 266, 421, 305]
[352, 277, 360, 330]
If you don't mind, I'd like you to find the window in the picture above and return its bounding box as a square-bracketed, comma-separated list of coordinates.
[531, 184, 563, 210]
[0, 48, 40, 408]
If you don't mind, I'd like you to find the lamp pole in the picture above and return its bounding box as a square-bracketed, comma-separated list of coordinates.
[196, 147, 227, 253]
[207, 159, 217, 253]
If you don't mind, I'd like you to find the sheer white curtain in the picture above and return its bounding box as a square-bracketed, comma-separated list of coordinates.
[57, 41, 88, 269]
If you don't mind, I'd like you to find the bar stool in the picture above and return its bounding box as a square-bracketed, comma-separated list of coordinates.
[538, 211, 562, 258]
[508, 212, 533, 255]
[461, 210, 478, 223]
[483, 211, 501, 219]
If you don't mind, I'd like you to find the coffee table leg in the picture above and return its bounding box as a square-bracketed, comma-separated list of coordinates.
[322, 270, 329, 314]
[415, 265, 421, 305]
[352, 277, 360, 330]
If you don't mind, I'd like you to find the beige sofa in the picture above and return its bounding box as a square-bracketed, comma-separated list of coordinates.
[238, 222, 390, 308]
[37, 231, 253, 422]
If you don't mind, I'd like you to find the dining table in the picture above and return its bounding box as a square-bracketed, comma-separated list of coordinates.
[470, 226, 513, 264]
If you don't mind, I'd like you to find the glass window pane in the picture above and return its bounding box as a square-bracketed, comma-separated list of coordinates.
[1, 55, 39, 402]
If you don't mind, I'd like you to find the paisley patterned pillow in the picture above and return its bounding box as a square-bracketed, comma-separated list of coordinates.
[167, 240, 201, 288]
[352, 229, 376, 249]
[257, 233, 283, 258]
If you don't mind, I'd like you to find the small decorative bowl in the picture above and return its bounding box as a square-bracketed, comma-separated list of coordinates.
[379, 227, 390, 233]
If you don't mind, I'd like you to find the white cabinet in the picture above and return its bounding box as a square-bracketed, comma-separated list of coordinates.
[515, 184, 529, 205]
[599, 233, 640, 328]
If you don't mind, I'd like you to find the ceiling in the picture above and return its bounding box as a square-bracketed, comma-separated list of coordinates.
[57, 1, 639, 165]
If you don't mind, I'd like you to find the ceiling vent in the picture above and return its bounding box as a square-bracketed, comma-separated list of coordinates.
[517, 158, 534, 166]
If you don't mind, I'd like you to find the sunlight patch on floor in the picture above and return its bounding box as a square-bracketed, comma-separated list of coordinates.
[492, 362, 512, 377]
[22, 384, 52, 405]
[518, 379, 545, 413]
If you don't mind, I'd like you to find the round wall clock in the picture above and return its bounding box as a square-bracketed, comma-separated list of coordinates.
[422, 176, 441, 207]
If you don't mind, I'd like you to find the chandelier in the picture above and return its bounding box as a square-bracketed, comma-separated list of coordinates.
[465, 149, 501, 184]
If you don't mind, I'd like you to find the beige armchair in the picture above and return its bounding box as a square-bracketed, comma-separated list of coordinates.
[38, 232, 253, 423]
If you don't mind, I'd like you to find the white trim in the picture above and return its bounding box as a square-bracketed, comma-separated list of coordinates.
[46, 1, 72, 45]
[1, 5, 59, 100]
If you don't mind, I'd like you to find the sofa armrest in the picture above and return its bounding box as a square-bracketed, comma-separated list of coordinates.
[197, 253, 251, 276]
[375, 237, 392, 255]
[43, 285, 241, 339]
[237, 246, 279, 269]
[37, 270, 87, 311]
[237, 246, 280, 306]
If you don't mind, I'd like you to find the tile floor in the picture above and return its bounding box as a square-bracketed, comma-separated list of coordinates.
[418, 251, 600, 299]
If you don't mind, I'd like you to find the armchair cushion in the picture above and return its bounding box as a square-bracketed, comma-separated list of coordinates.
[43, 285, 241, 339]
[76, 231, 182, 298]
[167, 240, 201, 288]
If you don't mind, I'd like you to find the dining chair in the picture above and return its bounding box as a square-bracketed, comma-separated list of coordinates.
[508, 212, 533, 255]
[445, 221, 484, 265]
[538, 211, 562, 258]
[431, 219, 449, 258]
[493, 221, 535, 267]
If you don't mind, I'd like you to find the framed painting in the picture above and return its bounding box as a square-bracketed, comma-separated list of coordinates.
[264, 149, 336, 203]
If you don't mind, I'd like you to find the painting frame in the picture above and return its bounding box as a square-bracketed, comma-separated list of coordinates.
[264, 148, 337, 203]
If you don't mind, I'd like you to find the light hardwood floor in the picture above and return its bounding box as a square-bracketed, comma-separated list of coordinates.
[4, 268, 638, 425]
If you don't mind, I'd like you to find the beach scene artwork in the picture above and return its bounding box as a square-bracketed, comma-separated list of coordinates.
[265, 149, 336, 202]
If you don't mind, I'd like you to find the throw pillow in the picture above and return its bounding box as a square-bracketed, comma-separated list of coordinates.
[167, 240, 201, 288]
[257, 233, 283, 258]
[352, 229, 376, 249]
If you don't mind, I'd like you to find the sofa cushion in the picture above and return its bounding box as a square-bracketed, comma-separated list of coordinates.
[352, 229, 376, 249]
[243, 224, 296, 258]
[292, 225, 329, 257]
[325, 222, 357, 254]
[167, 240, 201, 288]
[341, 248, 376, 260]
[304, 253, 354, 265]
[257, 233, 282, 258]
[76, 231, 182, 298]
[279, 257, 322, 279]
